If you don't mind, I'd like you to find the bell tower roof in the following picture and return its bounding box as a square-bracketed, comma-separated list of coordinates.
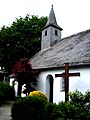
[43, 5, 63, 30]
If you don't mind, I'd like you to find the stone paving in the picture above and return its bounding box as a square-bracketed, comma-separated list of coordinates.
[0, 101, 14, 120]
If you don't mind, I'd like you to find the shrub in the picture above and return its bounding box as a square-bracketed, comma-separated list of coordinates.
[11, 90, 90, 120]
[29, 90, 48, 102]
[58, 101, 75, 119]
[57, 90, 90, 120]
[0, 91, 4, 105]
[45, 102, 61, 120]
[0, 82, 15, 102]
[69, 90, 90, 119]
[11, 96, 46, 120]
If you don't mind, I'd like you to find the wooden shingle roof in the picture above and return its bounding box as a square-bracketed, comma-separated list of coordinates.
[30, 29, 90, 69]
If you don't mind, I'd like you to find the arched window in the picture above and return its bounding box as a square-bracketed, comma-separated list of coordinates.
[46, 75, 54, 103]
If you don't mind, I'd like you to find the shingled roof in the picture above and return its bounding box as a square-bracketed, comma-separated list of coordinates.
[30, 29, 90, 69]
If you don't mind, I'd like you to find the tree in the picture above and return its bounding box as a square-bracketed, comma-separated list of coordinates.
[0, 15, 47, 73]
[11, 57, 38, 97]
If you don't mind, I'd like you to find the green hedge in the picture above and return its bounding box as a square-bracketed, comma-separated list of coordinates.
[45, 90, 90, 120]
[57, 90, 90, 120]
[0, 82, 15, 104]
[45, 102, 61, 120]
[11, 90, 90, 120]
[11, 96, 46, 120]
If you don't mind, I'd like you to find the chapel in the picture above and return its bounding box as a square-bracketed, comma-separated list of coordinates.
[31, 5, 90, 103]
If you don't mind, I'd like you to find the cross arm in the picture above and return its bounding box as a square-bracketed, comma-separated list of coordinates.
[55, 72, 80, 78]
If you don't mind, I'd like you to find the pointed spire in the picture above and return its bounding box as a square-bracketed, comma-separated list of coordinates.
[43, 5, 63, 30]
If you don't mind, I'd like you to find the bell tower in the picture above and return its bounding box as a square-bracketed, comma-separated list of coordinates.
[41, 5, 63, 50]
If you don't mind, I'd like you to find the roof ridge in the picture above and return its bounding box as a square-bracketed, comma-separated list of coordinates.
[62, 29, 90, 40]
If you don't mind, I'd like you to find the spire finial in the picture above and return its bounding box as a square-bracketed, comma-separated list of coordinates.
[52, 5, 53, 9]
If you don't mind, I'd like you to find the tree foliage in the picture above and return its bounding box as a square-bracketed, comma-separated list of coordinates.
[11, 57, 38, 97]
[0, 14, 47, 73]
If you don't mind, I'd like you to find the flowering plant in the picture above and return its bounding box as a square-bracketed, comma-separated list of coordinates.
[29, 91, 48, 102]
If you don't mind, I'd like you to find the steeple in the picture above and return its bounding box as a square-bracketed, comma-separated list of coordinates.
[41, 5, 63, 50]
[43, 5, 63, 30]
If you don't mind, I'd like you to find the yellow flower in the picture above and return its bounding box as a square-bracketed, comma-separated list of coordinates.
[29, 91, 48, 101]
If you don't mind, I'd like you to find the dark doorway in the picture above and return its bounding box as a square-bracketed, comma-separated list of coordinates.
[46, 75, 53, 103]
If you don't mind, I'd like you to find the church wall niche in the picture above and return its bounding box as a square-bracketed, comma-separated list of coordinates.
[46, 74, 53, 103]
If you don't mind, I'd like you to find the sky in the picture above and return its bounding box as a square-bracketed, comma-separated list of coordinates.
[0, 0, 90, 38]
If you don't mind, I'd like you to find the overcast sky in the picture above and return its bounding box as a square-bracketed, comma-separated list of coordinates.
[0, 0, 90, 38]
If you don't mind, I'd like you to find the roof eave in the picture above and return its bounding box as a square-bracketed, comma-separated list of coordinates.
[32, 63, 90, 71]
[42, 24, 63, 31]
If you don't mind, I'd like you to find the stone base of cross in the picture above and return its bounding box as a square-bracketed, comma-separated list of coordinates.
[55, 63, 80, 102]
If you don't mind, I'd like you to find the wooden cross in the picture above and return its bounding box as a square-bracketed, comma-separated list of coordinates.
[55, 63, 80, 102]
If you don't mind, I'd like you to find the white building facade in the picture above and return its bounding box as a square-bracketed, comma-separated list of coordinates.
[31, 6, 90, 103]
[36, 67, 90, 104]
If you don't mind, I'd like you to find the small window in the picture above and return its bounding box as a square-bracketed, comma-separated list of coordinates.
[45, 30, 47, 36]
[60, 77, 65, 92]
[55, 30, 58, 36]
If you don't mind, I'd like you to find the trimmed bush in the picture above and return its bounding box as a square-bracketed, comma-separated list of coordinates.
[11, 96, 46, 120]
[11, 90, 90, 120]
[0, 82, 15, 103]
[29, 90, 48, 102]
[45, 102, 61, 120]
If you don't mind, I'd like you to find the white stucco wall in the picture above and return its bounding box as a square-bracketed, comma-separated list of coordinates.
[10, 78, 26, 97]
[10, 78, 18, 97]
[36, 67, 90, 104]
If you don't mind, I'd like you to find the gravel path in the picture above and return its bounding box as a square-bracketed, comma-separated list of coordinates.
[0, 101, 14, 120]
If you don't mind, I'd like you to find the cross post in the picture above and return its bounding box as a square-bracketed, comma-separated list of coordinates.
[55, 63, 80, 102]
